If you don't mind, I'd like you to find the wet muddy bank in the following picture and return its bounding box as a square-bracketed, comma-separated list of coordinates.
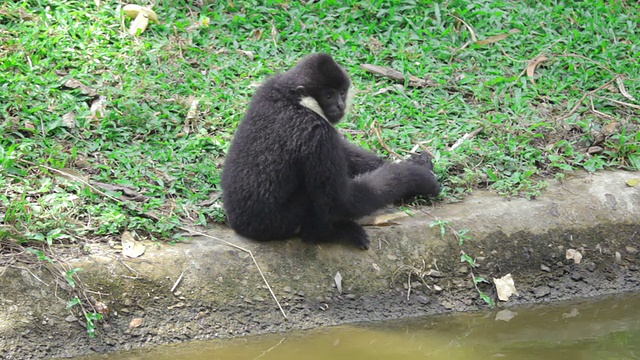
[1, 171, 639, 359]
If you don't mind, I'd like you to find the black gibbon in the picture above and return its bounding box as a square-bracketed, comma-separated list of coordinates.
[221, 53, 440, 249]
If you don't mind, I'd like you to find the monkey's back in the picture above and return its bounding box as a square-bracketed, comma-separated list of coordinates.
[220, 78, 333, 238]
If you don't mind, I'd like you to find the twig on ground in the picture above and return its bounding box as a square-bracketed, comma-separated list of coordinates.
[9, 265, 50, 286]
[556, 76, 621, 122]
[449, 127, 482, 151]
[593, 95, 640, 111]
[16, 159, 289, 320]
[554, 53, 614, 74]
[181, 227, 288, 320]
[589, 96, 616, 120]
[370, 120, 402, 159]
[450, 14, 477, 42]
[170, 271, 184, 293]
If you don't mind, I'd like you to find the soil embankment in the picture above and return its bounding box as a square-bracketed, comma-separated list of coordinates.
[1, 171, 639, 359]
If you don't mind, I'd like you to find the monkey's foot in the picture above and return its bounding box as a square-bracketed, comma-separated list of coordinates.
[334, 221, 370, 250]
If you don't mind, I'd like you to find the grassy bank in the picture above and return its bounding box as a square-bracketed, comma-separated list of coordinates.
[1, 0, 638, 244]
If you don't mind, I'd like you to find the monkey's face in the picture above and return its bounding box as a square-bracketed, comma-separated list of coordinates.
[315, 86, 350, 123]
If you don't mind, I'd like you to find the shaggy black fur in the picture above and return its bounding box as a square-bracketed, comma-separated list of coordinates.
[221, 53, 440, 249]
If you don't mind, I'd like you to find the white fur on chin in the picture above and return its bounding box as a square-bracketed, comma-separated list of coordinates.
[299, 87, 354, 123]
[300, 96, 329, 121]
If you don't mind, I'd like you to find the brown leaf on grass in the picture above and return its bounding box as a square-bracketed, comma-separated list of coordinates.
[476, 32, 511, 46]
[18, 7, 37, 21]
[360, 64, 431, 87]
[615, 77, 637, 101]
[63, 78, 100, 98]
[54, 168, 90, 182]
[601, 122, 620, 136]
[61, 112, 76, 128]
[90, 181, 147, 202]
[236, 49, 254, 60]
[129, 12, 150, 36]
[451, 15, 478, 42]
[525, 55, 549, 84]
[252, 29, 263, 40]
[90, 96, 108, 119]
[185, 98, 200, 122]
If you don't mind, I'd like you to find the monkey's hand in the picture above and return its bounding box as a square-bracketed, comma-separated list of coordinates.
[406, 152, 435, 172]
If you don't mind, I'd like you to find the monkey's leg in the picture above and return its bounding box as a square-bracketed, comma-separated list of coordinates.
[299, 216, 370, 250]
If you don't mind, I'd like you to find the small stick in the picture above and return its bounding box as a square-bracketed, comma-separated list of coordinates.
[449, 127, 482, 151]
[449, 14, 478, 42]
[181, 228, 288, 320]
[170, 272, 184, 293]
[556, 76, 621, 122]
[593, 95, 640, 110]
[18, 159, 289, 320]
[370, 120, 402, 159]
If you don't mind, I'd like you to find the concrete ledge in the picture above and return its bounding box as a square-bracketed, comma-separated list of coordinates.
[1, 171, 639, 359]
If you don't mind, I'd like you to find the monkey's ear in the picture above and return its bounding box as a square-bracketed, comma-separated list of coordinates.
[295, 86, 308, 96]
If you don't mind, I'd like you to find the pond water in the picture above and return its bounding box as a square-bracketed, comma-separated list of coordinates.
[78, 293, 640, 360]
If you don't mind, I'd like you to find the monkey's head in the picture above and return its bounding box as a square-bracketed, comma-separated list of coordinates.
[291, 53, 353, 124]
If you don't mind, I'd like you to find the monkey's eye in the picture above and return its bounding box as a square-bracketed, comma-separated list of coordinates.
[340, 90, 346, 96]
[326, 92, 334, 100]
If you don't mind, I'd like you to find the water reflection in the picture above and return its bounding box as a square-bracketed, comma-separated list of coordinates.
[77, 293, 640, 360]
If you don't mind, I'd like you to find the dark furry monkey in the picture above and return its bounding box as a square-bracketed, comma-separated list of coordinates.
[221, 53, 440, 249]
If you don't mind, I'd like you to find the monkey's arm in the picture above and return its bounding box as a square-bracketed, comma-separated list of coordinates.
[304, 131, 436, 220]
[340, 138, 386, 177]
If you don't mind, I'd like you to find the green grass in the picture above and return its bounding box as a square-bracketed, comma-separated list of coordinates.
[1, 0, 639, 245]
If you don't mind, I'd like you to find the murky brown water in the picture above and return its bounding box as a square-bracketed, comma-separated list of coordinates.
[78, 293, 640, 360]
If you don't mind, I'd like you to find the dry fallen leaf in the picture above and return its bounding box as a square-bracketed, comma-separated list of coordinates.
[626, 178, 639, 187]
[18, 7, 37, 21]
[129, 318, 143, 329]
[565, 248, 583, 264]
[451, 15, 478, 42]
[493, 273, 519, 301]
[55, 168, 90, 182]
[122, 231, 146, 258]
[63, 78, 99, 98]
[236, 49, 254, 61]
[476, 33, 511, 46]
[129, 12, 150, 36]
[185, 98, 199, 122]
[525, 55, 549, 84]
[94, 301, 110, 315]
[252, 29, 264, 40]
[360, 211, 409, 226]
[90, 96, 108, 119]
[601, 122, 620, 136]
[616, 77, 637, 101]
[495, 309, 518, 322]
[372, 86, 400, 96]
[562, 308, 580, 318]
[61, 112, 76, 128]
[334, 271, 343, 294]
[360, 64, 430, 87]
